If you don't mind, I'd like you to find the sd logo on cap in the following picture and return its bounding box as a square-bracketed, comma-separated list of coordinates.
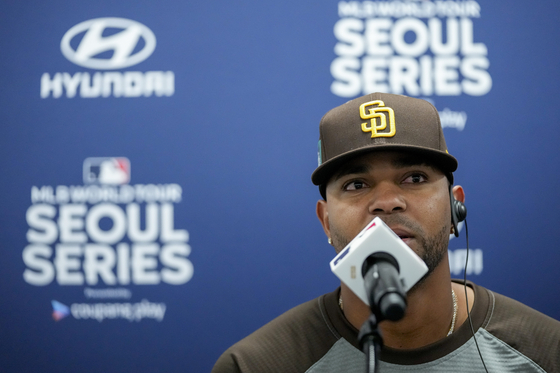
[312, 92, 457, 195]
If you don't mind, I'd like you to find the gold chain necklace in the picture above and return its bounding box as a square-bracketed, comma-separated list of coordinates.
[447, 289, 458, 336]
[338, 289, 458, 336]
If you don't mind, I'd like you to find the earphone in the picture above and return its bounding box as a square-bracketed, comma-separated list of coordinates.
[450, 186, 467, 237]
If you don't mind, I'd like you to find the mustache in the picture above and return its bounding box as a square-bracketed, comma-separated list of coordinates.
[332, 214, 427, 251]
[373, 215, 426, 239]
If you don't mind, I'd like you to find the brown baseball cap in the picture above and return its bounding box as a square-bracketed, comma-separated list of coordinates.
[311, 92, 457, 190]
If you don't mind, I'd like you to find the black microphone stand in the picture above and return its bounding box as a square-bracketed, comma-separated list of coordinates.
[358, 253, 407, 373]
[358, 313, 383, 373]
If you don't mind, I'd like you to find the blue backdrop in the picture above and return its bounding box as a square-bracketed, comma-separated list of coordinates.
[1, 1, 559, 372]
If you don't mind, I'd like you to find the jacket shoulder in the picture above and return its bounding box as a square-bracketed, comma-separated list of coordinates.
[212, 293, 340, 373]
[483, 288, 560, 372]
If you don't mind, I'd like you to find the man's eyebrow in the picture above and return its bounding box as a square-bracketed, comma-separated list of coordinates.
[332, 163, 371, 182]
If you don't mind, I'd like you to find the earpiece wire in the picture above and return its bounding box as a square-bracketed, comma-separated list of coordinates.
[463, 220, 489, 373]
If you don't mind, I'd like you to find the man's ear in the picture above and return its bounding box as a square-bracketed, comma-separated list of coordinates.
[316, 199, 331, 240]
[452, 185, 465, 204]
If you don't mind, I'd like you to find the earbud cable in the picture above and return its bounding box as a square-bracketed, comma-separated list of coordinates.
[463, 220, 489, 373]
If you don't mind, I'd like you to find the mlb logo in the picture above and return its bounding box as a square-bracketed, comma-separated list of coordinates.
[52, 300, 70, 321]
[83, 157, 130, 185]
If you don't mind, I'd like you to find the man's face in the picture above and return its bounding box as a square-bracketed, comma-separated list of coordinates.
[317, 151, 452, 276]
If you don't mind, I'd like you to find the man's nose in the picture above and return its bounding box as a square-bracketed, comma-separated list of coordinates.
[367, 182, 406, 215]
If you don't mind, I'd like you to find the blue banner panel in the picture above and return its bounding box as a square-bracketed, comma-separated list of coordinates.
[1, 1, 559, 372]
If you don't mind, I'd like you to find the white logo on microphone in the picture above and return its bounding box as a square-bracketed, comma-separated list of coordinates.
[60, 18, 156, 70]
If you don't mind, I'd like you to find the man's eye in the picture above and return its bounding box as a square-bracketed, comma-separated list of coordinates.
[344, 181, 367, 191]
[404, 174, 426, 184]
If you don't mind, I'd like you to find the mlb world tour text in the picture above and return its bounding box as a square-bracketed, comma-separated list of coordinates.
[331, 1, 492, 97]
[23, 184, 193, 287]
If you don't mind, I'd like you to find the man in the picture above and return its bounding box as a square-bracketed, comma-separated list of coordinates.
[212, 93, 560, 372]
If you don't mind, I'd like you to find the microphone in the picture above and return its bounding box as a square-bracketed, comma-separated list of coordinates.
[362, 252, 406, 321]
[330, 217, 428, 318]
[330, 217, 429, 373]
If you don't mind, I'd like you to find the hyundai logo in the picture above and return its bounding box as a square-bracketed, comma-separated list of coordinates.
[60, 18, 156, 70]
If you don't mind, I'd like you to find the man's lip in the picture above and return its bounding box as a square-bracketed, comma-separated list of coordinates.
[390, 227, 415, 241]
